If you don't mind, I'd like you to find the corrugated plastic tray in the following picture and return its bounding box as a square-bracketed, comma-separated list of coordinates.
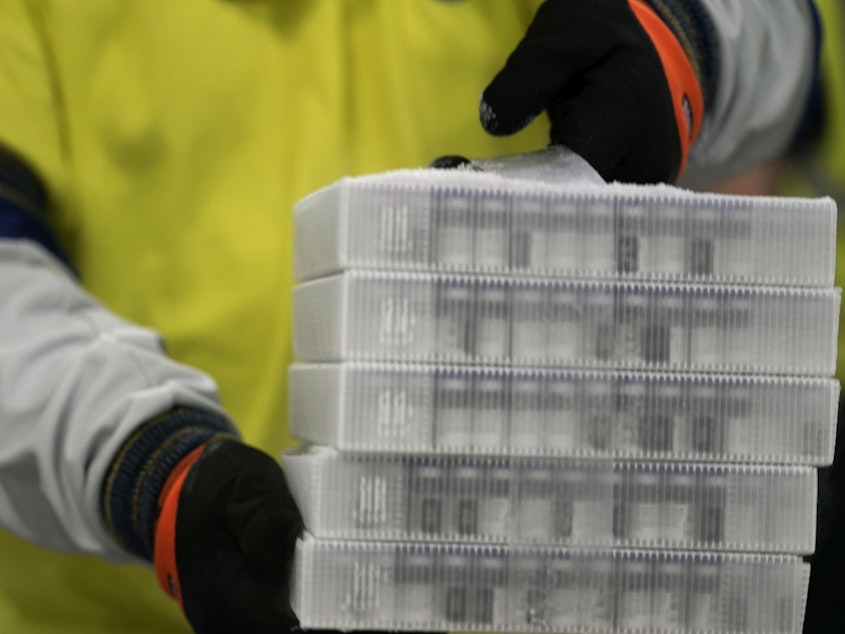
[292, 538, 810, 633]
[294, 169, 836, 287]
[289, 363, 839, 464]
[293, 272, 840, 375]
[284, 451, 816, 553]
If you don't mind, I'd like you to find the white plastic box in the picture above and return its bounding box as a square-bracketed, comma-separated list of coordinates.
[293, 271, 841, 375]
[289, 363, 839, 464]
[294, 169, 836, 287]
[292, 538, 810, 633]
[283, 450, 817, 553]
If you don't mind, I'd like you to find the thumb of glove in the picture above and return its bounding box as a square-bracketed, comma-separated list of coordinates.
[154, 438, 304, 634]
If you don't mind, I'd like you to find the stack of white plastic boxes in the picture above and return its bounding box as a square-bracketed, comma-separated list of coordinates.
[285, 157, 840, 633]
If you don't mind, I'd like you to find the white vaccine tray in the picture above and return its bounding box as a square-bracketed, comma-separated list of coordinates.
[293, 271, 840, 375]
[284, 451, 816, 554]
[292, 538, 810, 633]
[294, 170, 836, 287]
[289, 363, 838, 465]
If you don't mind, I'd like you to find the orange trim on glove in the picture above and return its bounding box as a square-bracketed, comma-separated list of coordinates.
[628, 0, 704, 176]
[153, 444, 206, 611]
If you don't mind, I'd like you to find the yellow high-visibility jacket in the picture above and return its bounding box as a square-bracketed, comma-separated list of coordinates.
[0, 1, 818, 632]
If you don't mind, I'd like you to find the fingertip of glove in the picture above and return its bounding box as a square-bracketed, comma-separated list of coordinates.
[479, 92, 537, 137]
[478, 97, 500, 133]
[428, 155, 475, 170]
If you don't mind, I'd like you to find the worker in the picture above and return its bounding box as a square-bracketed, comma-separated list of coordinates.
[0, 1, 822, 633]
[734, 1, 845, 629]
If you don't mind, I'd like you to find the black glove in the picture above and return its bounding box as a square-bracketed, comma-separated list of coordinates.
[479, 0, 715, 184]
[104, 410, 444, 634]
[153, 437, 303, 634]
[101, 408, 304, 633]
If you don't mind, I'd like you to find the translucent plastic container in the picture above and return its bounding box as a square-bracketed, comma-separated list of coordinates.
[289, 363, 839, 465]
[283, 450, 816, 553]
[293, 168, 836, 286]
[293, 271, 840, 375]
[292, 538, 810, 633]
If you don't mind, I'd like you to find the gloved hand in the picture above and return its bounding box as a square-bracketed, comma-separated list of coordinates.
[103, 409, 409, 634]
[153, 437, 304, 634]
[479, 0, 712, 184]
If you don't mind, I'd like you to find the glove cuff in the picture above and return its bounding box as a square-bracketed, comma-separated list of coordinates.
[100, 407, 233, 560]
[629, 0, 705, 176]
[640, 0, 718, 109]
[153, 443, 206, 609]
[0, 145, 76, 274]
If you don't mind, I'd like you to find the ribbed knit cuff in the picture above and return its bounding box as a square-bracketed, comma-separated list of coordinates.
[0, 145, 76, 274]
[643, 0, 719, 110]
[0, 146, 45, 210]
[101, 408, 235, 560]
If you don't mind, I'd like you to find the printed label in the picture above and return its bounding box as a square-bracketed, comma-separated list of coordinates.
[343, 562, 388, 615]
[376, 389, 412, 438]
[354, 476, 388, 527]
[378, 204, 413, 254]
[379, 296, 416, 346]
